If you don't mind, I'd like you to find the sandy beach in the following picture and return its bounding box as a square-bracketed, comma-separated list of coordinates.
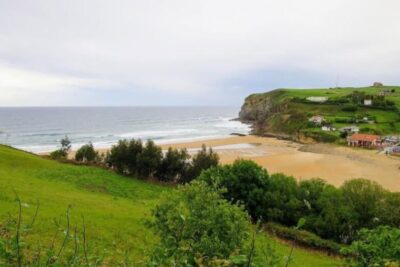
[68, 135, 400, 191]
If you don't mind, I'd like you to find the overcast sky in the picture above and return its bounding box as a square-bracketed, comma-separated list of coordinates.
[1, 0, 399, 106]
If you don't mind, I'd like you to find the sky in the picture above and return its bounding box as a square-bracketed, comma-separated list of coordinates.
[0, 0, 400, 106]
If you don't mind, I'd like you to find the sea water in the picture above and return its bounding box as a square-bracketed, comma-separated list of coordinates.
[0, 106, 250, 153]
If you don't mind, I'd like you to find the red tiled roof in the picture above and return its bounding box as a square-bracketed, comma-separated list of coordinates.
[349, 134, 380, 142]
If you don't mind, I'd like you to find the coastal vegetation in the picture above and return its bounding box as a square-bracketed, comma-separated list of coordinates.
[0, 145, 342, 266]
[199, 160, 400, 247]
[4, 137, 400, 265]
[239, 85, 400, 143]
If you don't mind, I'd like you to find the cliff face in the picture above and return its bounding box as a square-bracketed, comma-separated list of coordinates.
[239, 89, 289, 135]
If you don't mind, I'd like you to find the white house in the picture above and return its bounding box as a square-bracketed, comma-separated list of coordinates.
[340, 125, 359, 134]
[306, 96, 328, 103]
[309, 115, 325, 125]
[364, 99, 372, 106]
[322, 126, 336, 131]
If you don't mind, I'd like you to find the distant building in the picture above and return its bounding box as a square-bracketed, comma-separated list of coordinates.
[382, 136, 400, 146]
[340, 126, 359, 134]
[308, 115, 325, 125]
[364, 99, 372, 106]
[321, 125, 336, 131]
[306, 96, 328, 103]
[378, 89, 391, 96]
[373, 82, 383, 87]
[347, 133, 381, 148]
[385, 146, 400, 154]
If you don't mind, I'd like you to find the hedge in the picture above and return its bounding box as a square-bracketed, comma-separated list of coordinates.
[264, 223, 343, 254]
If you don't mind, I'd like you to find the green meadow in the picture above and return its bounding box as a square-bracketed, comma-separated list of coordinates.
[0, 145, 342, 266]
[244, 86, 400, 138]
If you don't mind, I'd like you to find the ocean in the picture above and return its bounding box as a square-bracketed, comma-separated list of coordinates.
[0, 106, 250, 153]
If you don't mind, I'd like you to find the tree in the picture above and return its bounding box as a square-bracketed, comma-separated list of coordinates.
[75, 143, 99, 163]
[147, 181, 251, 266]
[341, 179, 386, 229]
[341, 226, 400, 266]
[156, 148, 189, 182]
[264, 173, 302, 225]
[136, 140, 162, 178]
[106, 139, 143, 175]
[199, 159, 269, 221]
[312, 185, 355, 243]
[181, 144, 219, 183]
[50, 136, 72, 159]
[379, 192, 400, 228]
[106, 139, 130, 174]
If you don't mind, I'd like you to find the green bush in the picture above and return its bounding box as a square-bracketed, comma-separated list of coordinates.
[265, 223, 342, 254]
[50, 136, 71, 160]
[303, 131, 339, 143]
[136, 140, 162, 178]
[75, 142, 99, 163]
[199, 159, 270, 221]
[156, 147, 189, 182]
[341, 226, 400, 266]
[264, 173, 302, 225]
[146, 181, 251, 266]
[182, 144, 219, 184]
[341, 105, 358, 112]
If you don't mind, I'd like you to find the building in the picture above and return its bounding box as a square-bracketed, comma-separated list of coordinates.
[385, 146, 400, 154]
[321, 125, 336, 131]
[379, 89, 391, 96]
[382, 136, 400, 146]
[347, 133, 381, 148]
[306, 96, 328, 103]
[308, 115, 324, 125]
[340, 125, 359, 134]
[364, 99, 372, 106]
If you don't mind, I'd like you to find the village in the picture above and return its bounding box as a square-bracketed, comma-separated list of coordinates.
[309, 113, 400, 153]
[306, 84, 400, 155]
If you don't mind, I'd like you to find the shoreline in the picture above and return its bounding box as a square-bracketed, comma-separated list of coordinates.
[44, 135, 400, 191]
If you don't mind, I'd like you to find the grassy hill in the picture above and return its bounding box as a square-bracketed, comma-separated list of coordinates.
[239, 85, 400, 142]
[0, 145, 342, 266]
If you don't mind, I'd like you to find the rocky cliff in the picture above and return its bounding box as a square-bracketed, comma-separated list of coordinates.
[239, 89, 290, 136]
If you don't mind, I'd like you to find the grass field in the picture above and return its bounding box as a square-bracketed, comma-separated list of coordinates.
[0, 145, 343, 266]
[244, 86, 400, 137]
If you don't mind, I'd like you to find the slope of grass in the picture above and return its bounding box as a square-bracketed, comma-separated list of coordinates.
[0, 145, 343, 266]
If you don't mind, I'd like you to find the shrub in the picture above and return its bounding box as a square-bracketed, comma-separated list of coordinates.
[136, 140, 162, 178]
[147, 181, 251, 266]
[341, 179, 386, 229]
[341, 226, 400, 266]
[156, 148, 189, 182]
[50, 136, 71, 160]
[341, 105, 358, 112]
[265, 223, 342, 254]
[106, 139, 143, 175]
[181, 144, 219, 183]
[379, 192, 400, 227]
[75, 142, 99, 163]
[264, 173, 302, 225]
[198, 159, 269, 221]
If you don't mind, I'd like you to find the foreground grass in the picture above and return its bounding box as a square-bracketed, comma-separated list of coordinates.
[0, 145, 343, 266]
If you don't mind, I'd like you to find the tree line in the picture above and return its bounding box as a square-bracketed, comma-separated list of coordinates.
[50, 136, 219, 184]
[198, 159, 400, 245]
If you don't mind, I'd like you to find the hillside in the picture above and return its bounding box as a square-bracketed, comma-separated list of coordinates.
[0, 145, 342, 266]
[239, 85, 400, 142]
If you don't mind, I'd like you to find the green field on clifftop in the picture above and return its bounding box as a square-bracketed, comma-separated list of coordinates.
[0, 145, 342, 266]
[240, 86, 400, 140]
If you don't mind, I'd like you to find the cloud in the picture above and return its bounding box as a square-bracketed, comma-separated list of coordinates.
[0, 0, 399, 105]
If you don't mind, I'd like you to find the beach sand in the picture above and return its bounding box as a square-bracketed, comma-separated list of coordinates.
[70, 135, 400, 191]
